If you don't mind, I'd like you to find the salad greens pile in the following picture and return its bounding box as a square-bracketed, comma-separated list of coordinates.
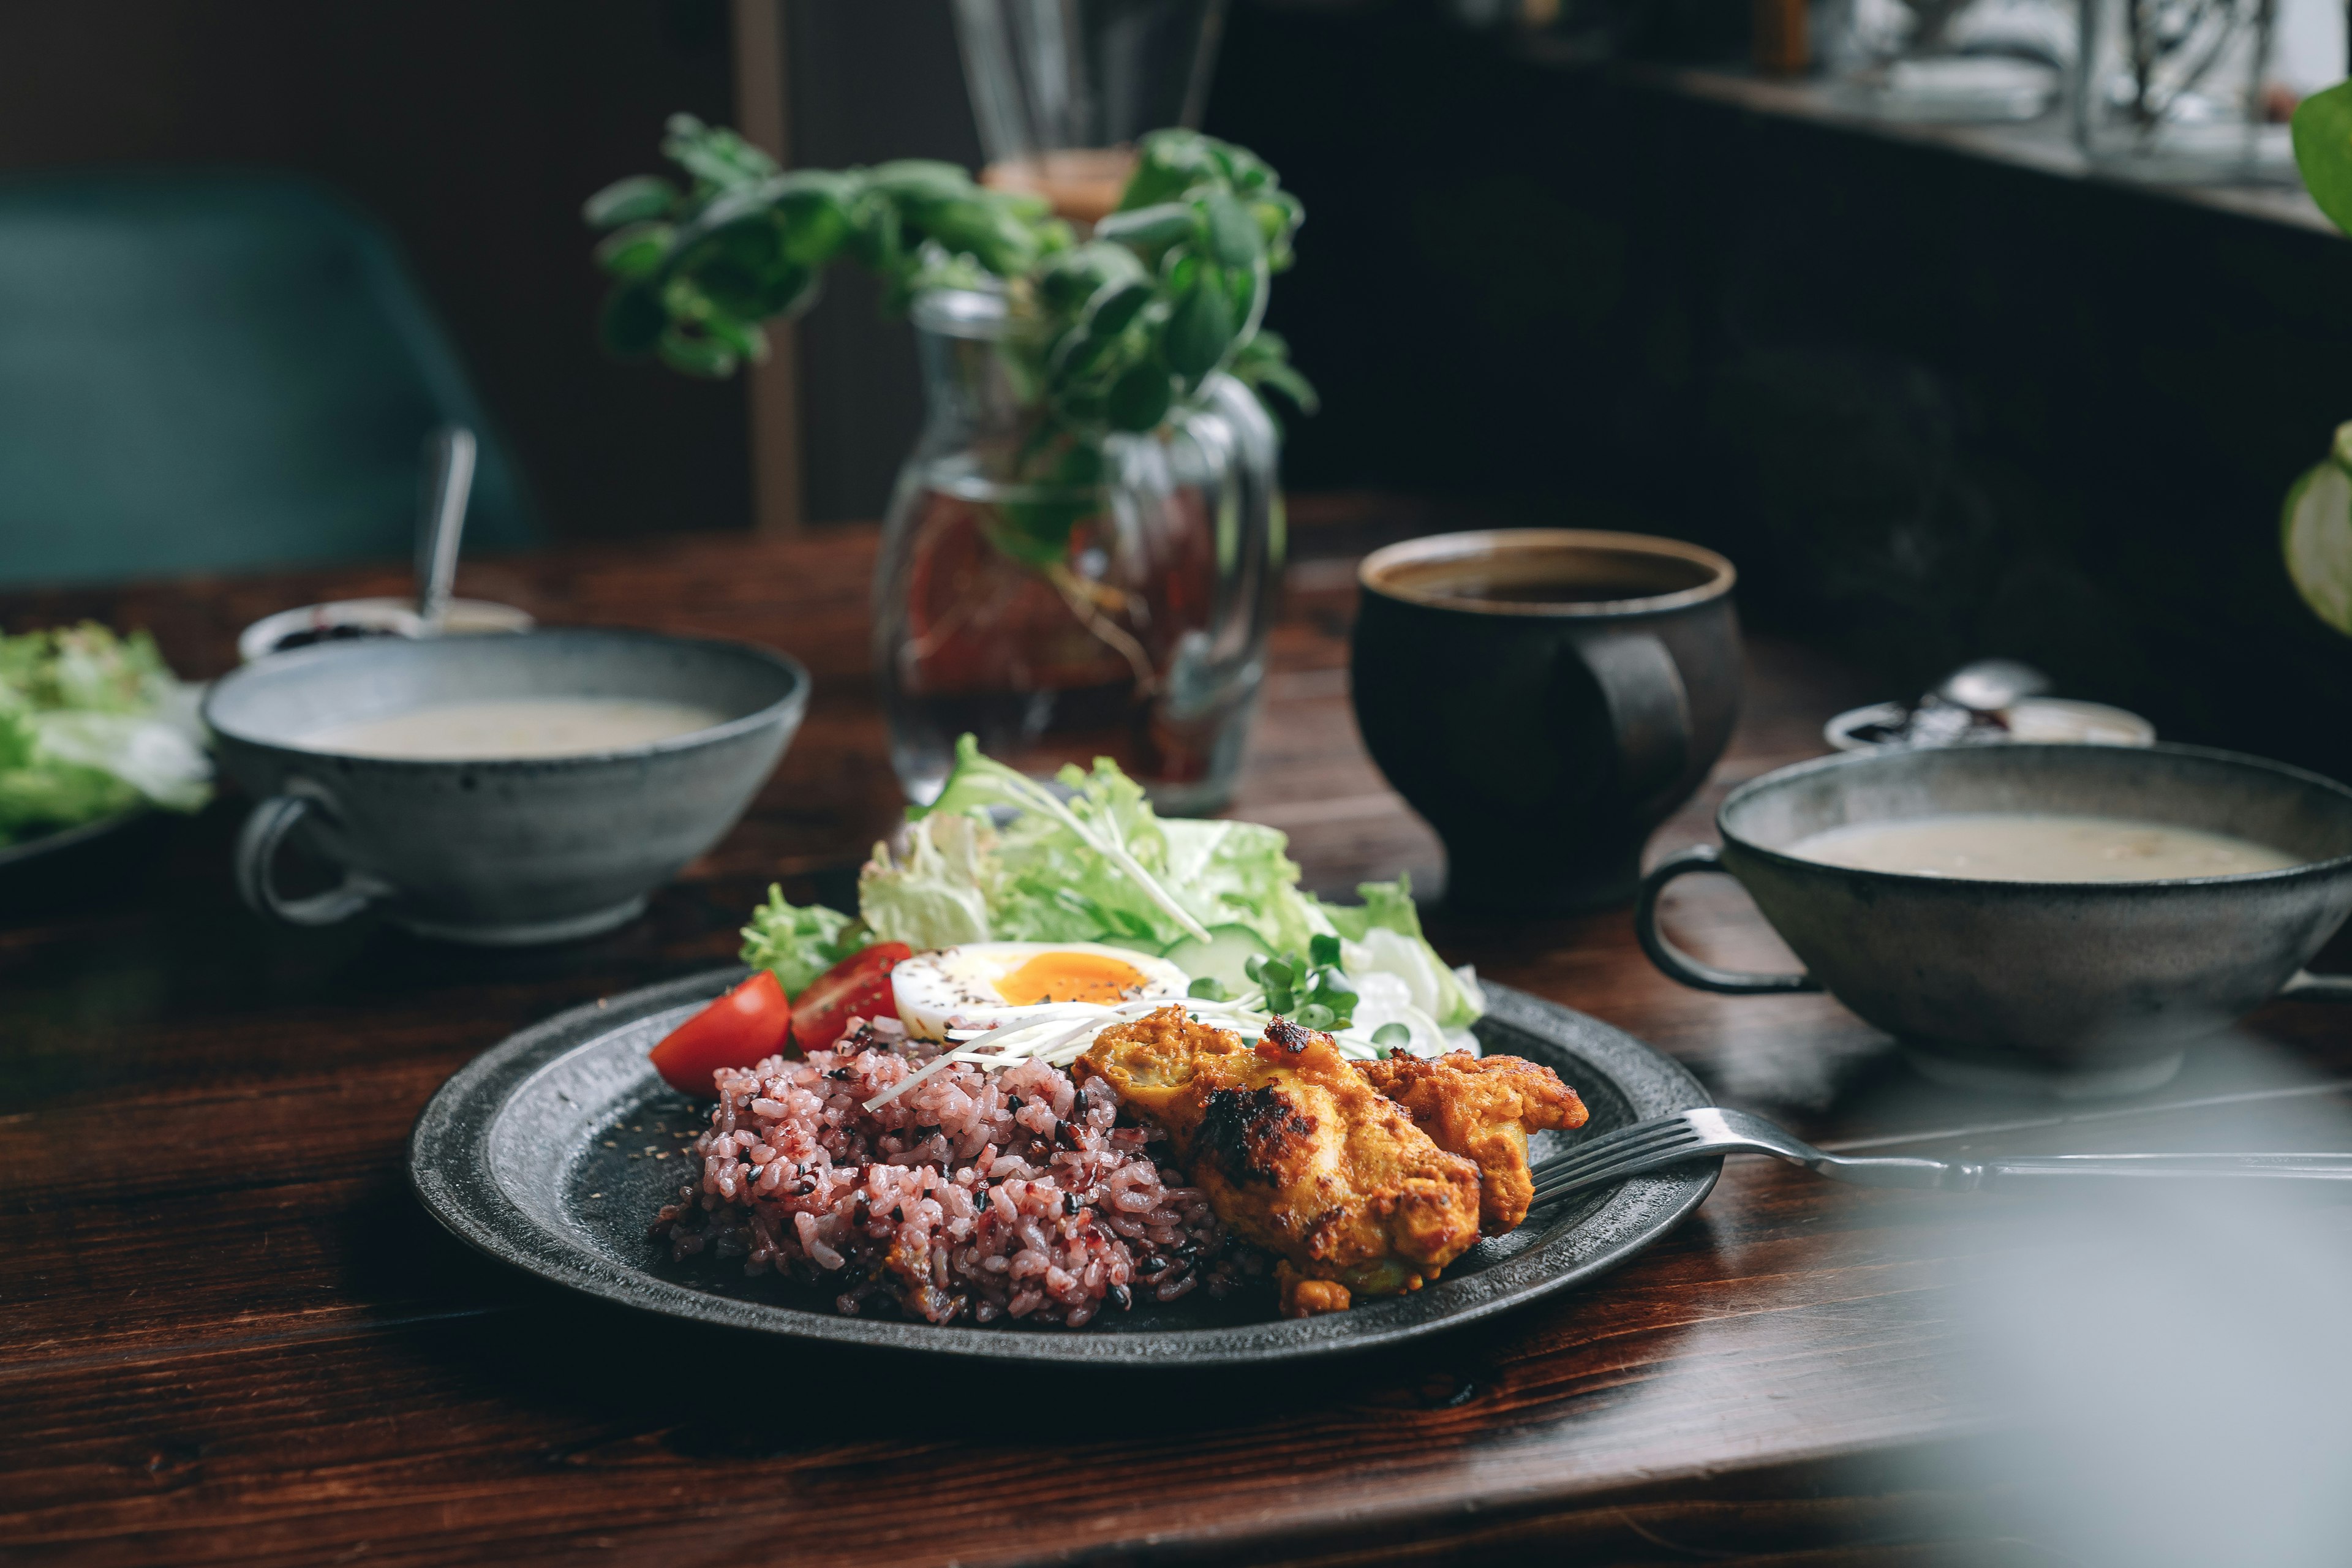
[0, 624, 212, 846]
[743, 737, 1482, 1055]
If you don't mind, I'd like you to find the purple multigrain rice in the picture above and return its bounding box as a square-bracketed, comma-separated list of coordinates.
[650, 1019, 1229, 1326]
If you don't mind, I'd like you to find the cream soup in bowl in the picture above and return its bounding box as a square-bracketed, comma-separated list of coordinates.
[1634, 743, 2352, 1096]
[1787, 813, 2300, 883]
[203, 628, 807, 945]
[301, 698, 727, 760]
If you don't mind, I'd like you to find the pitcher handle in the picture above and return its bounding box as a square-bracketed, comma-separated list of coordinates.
[235, 793, 389, 927]
[1634, 845, 1822, 995]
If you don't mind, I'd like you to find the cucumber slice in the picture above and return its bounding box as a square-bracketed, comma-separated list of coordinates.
[2285, 438, 2352, 637]
[1161, 923, 1273, 993]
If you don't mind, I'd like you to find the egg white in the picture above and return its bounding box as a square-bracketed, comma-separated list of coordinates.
[891, 941, 1189, 1041]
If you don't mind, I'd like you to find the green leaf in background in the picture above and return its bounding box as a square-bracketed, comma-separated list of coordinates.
[1203, 192, 1261, 270]
[2293, 82, 2352, 238]
[1084, 279, 1155, 339]
[1107, 361, 1175, 431]
[592, 222, 672, 278]
[774, 176, 855, 265]
[656, 325, 739, 377]
[1093, 202, 1198, 254]
[1162, 280, 1235, 379]
[661, 113, 778, 191]
[597, 281, 668, 358]
[1228, 329, 1319, 417]
[582, 175, 679, 230]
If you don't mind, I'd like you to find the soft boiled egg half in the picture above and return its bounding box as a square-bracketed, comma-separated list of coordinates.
[892, 941, 1190, 1040]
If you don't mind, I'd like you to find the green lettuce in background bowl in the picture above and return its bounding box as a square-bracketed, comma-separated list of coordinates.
[0, 623, 213, 847]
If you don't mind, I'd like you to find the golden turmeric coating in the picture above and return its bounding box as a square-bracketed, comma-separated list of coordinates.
[1359, 1050, 1588, 1233]
[1085, 1009, 1482, 1313]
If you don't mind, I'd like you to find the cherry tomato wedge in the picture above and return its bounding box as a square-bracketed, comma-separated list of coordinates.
[791, 942, 911, 1052]
[648, 970, 792, 1095]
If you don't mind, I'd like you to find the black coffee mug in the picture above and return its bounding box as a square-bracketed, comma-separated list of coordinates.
[1351, 529, 1741, 913]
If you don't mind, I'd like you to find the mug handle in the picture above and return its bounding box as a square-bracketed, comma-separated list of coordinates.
[2280, 970, 2352, 1001]
[235, 793, 390, 927]
[1634, 845, 1823, 994]
[1575, 630, 1692, 813]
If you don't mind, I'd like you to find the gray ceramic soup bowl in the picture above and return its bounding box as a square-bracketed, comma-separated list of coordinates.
[204, 628, 808, 946]
[1634, 744, 2352, 1096]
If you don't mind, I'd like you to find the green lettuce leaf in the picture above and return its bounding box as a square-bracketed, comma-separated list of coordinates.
[755, 737, 1486, 1032]
[0, 622, 212, 844]
[738, 885, 861, 995]
[859, 811, 996, 948]
[1156, 816, 1332, 954]
[1319, 876, 1484, 1029]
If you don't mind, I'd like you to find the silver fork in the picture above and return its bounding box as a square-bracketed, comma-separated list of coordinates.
[1529, 1106, 2352, 1207]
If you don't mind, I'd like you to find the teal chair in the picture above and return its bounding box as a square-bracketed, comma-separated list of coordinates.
[0, 172, 535, 586]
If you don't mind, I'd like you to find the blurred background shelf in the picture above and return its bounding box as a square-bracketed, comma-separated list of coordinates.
[1609, 61, 2337, 236]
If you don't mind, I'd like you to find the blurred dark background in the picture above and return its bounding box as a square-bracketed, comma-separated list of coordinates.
[3, 0, 2350, 774]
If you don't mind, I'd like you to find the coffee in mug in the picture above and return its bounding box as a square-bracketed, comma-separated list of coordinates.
[1351, 529, 1741, 913]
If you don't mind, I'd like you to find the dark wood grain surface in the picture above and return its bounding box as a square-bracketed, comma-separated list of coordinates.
[7, 518, 2352, 1567]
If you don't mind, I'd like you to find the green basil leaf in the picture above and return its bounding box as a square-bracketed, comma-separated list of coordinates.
[1297, 1003, 1336, 1030]
[1204, 192, 1261, 270]
[1093, 202, 1197, 252]
[1309, 933, 1341, 967]
[1188, 976, 1230, 1001]
[775, 189, 851, 266]
[598, 281, 669, 357]
[1161, 281, 1234, 380]
[593, 222, 672, 278]
[582, 175, 678, 229]
[1105, 362, 1174, 431]
[1085, 279, 1153, 339]
[1371, 1022, 1412, 1049]
[2296, 82, 2352, 237]
[656, 325, 738, 377]
[866, 159, 974, 202]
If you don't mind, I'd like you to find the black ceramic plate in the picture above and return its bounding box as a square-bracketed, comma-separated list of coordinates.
[409, 971, 1719, 1365]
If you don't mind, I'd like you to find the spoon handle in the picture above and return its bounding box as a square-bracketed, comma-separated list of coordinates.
[416, 426, 477, 633]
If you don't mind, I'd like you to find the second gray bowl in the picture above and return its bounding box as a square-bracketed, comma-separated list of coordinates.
[1635, 744, 2352, 1095]
[203, 628, 808, 945]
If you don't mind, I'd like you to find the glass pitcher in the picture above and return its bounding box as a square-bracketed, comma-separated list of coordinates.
[874, 286, 1282, 814]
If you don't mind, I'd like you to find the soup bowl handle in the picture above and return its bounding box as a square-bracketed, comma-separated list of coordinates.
[2280, 969, 2352, 1001]
[235, 792, 392, 928]
[1635, 845, 1823, 995]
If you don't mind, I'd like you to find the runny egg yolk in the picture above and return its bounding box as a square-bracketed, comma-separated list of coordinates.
[995, 951, 1150, 1007]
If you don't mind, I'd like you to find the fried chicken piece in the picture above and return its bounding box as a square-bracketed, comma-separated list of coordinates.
[1359, 1051, 1588, 1234]
[1084, 1009, 1482, 1312]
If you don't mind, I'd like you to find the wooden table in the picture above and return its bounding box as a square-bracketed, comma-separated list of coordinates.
[9, 521, 2352, 1566]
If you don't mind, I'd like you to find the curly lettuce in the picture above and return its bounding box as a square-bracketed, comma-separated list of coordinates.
[738, 736, 1482, 1031]
[739, 886, 862, 996]
[0, 624, 211, 845]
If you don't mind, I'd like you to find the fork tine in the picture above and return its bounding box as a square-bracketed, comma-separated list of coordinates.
[1529, 1123, 1709, 1206]
[1528, 1115, 1695, 1185]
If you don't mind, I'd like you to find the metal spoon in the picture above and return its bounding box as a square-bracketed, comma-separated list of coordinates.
[1936, 657, 2051, 715]
[414, 426, 478, 635]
